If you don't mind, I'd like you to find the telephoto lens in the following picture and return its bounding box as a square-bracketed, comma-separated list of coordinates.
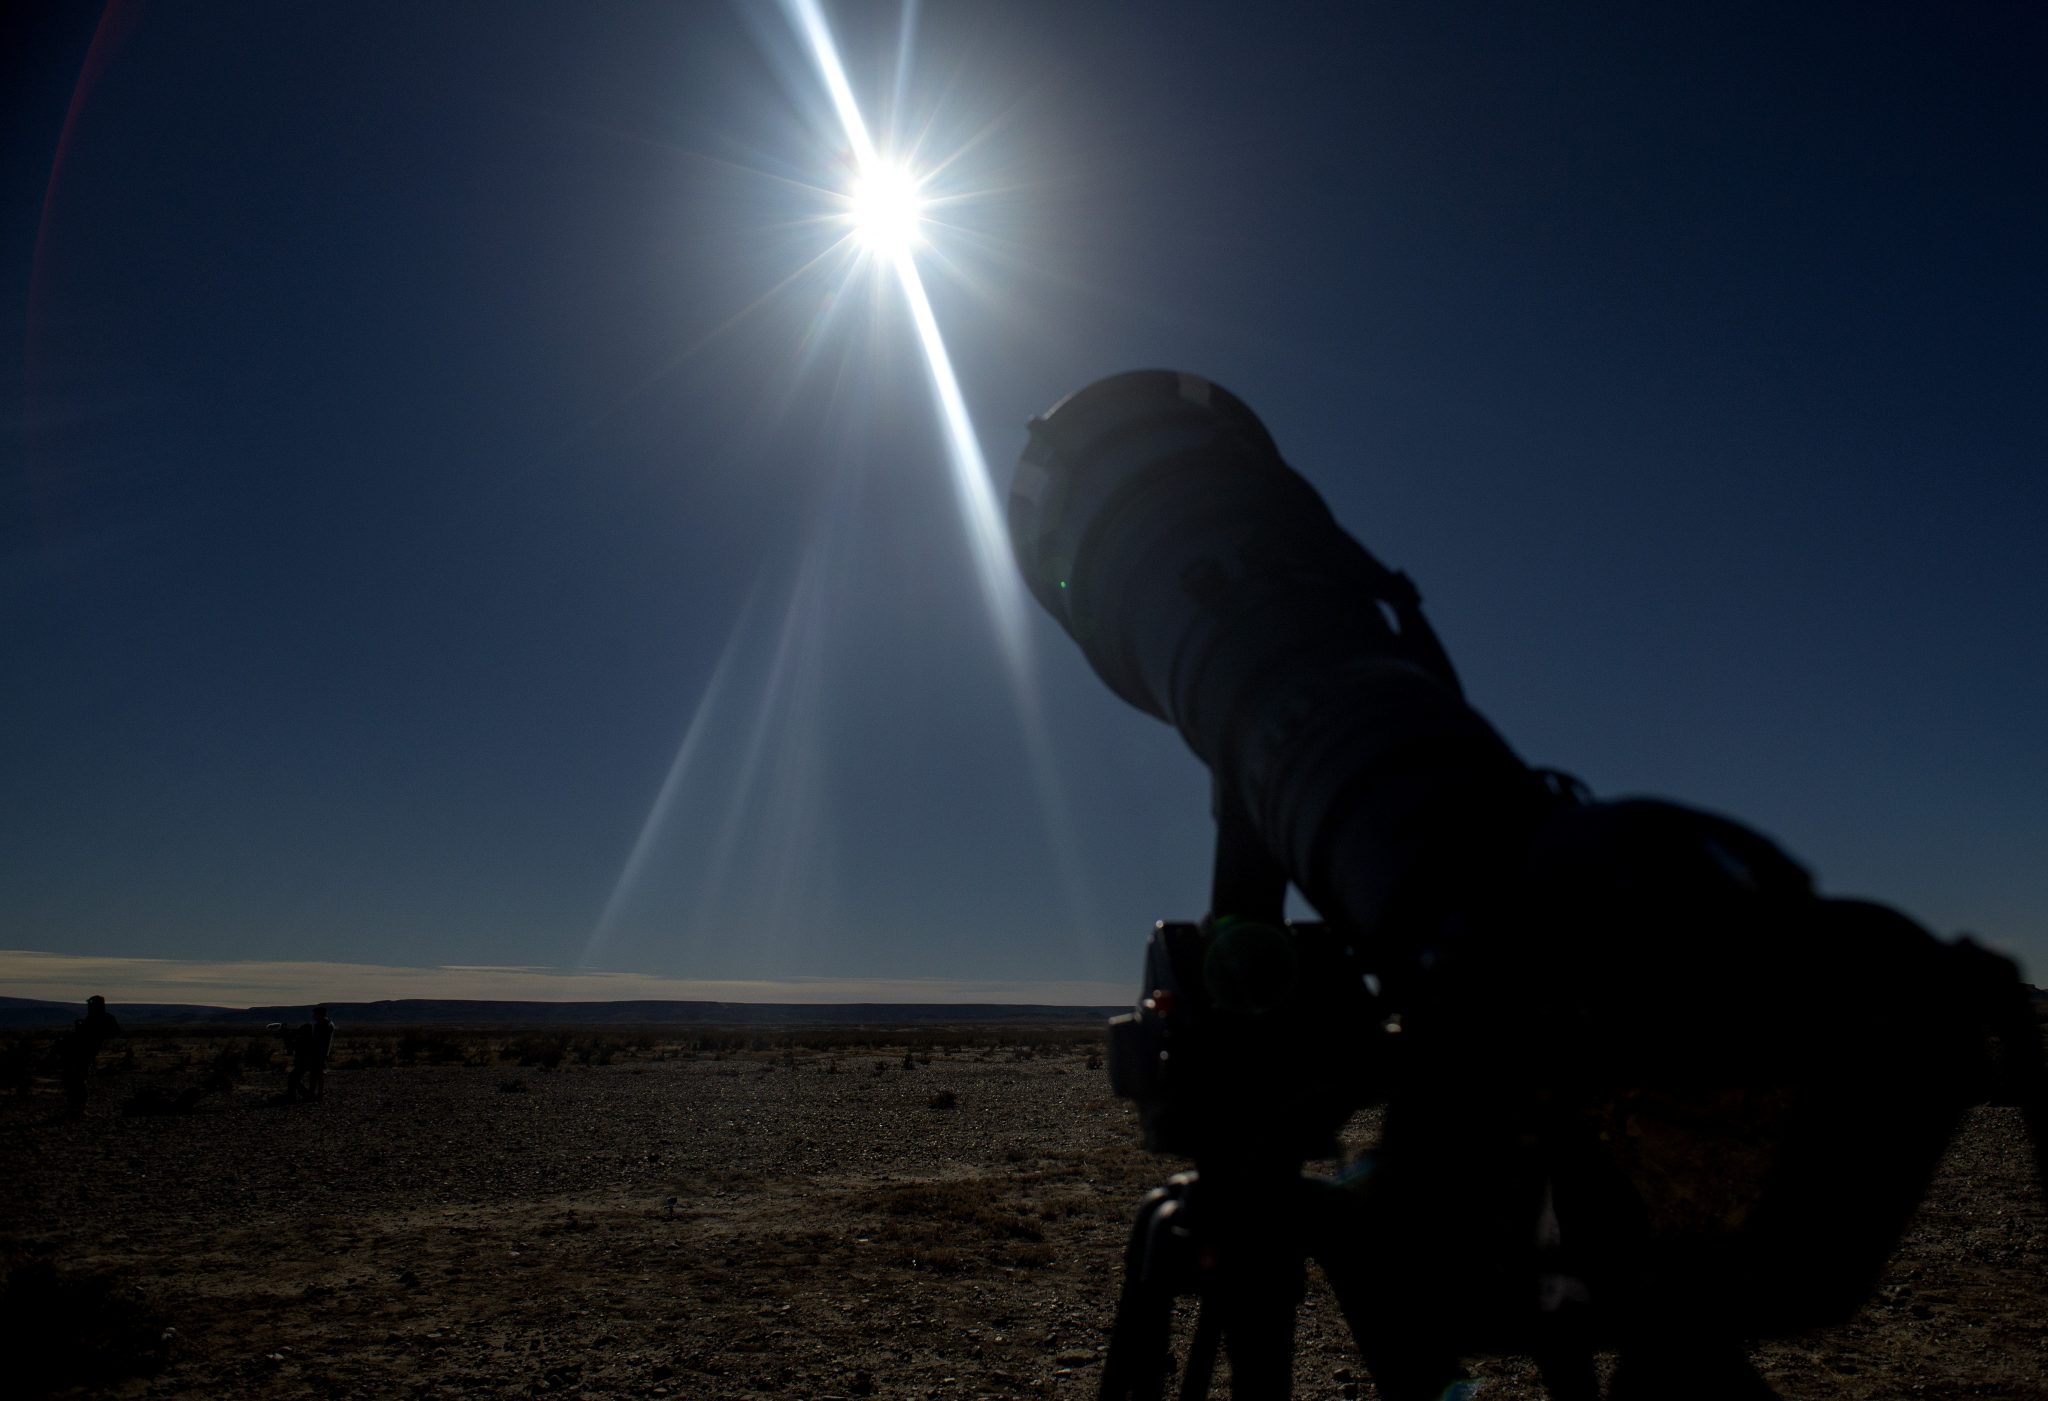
[1009, 370, 1548, 987]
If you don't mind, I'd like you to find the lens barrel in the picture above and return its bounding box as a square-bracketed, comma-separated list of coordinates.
[1011, 371, 1545, 972]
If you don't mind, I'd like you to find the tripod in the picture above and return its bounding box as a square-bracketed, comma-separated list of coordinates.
[1096, 1162, 1811, 1401]
[1088, 819, 1762, 1401]
[1095, 793, 1474, 1401]
[1099, 1166, 1366, 1401]
[1088, 791, 2021, 1401]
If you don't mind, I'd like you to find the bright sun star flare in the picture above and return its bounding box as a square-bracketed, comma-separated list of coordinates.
[847, 163, 925, 253]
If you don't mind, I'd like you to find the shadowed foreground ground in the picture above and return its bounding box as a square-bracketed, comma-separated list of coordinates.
[1, 1028, 2043, 1399]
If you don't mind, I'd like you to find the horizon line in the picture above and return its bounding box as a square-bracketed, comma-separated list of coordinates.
[0, 950, 1129, 1010]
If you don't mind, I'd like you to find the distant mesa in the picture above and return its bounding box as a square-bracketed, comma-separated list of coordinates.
[6, 986, 2037, 1030]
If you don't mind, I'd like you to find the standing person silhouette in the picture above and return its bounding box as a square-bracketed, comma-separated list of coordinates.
[60, 995, 121, 1118]
[305, 1005, 335, 1101]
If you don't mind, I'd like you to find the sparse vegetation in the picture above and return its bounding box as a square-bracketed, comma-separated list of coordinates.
[857, 1177, 1058, 1274]
[2, 1017, 2041, 1400]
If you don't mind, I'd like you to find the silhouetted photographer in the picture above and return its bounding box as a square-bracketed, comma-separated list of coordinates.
[269, 1005, 334, 1103]
[1009, 372, 2047, 1401]
[60, 994, 122, 1118]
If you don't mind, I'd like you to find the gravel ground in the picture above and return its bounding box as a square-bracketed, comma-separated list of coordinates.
[2, 1032, 2043, 1400]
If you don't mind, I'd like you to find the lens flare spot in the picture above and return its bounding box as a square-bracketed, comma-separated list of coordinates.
[848, 163, 924, 253]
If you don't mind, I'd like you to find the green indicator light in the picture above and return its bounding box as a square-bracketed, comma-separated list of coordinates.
[1058, 580, 1068, 589]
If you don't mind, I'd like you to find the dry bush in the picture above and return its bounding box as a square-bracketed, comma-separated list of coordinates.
[394, 1029, 464, 1065]
[854, 1178, 1058, 1273]
[502, 1034, 567, 1069]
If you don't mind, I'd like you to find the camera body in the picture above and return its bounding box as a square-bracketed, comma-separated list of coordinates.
[1107, 918, 1387, 1164]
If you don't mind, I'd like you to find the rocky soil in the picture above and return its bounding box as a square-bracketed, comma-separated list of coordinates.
[1, 1029, 2042, 1399]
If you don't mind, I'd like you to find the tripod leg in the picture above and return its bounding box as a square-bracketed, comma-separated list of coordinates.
[1178, 1302, 1222, 1401]
[1210, 1254, 1307, 1401]
[1100, 1261, 1174, 1400]
[1100, 1189, 1187, 1401]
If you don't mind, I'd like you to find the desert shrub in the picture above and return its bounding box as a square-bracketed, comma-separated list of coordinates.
[205, 1045, 241, 1082]
[505, 1035, 567, 1070]
[868, 1181, 1044, 1241]
[862, 1179, 1054, 1273]
[394, 1030, 463, 1065]
[909, 1246, 971, 1272]
[120, 1087, 177, 1116]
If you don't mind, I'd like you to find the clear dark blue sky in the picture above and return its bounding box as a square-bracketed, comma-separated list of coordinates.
[5, 1, 2042, 997]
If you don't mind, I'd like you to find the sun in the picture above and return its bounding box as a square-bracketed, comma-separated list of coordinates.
[847, 162, 925, 255]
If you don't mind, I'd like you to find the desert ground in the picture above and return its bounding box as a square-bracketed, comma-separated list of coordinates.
[2, 1025, 2043, 1400]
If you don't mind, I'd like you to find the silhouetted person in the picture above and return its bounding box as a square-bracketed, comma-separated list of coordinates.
[4, 1035, 33, 1098]
[277, 1005, 334, 1103]
[306, 1004, 334, 1101]
[277, 1022, 308, 1101]
[60, 994, 121, 1118]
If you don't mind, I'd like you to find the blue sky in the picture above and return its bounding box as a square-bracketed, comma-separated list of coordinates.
[4, 1, 2042, 1004]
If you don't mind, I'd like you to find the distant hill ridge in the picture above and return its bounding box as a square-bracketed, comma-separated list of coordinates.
[6, 987, 2040, 1030]
[0, 995, 1125, 1028]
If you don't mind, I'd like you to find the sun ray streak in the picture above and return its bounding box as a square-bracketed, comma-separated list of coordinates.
[890, 0, 922, 131]
[771, 0, 1093, 959]
[890, 247, 1030, 673]
[785, 0, 1030, 677]
[789, 0, 880, 169]
[690, 543, 826, 930]
[585, 581, 764, 962]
